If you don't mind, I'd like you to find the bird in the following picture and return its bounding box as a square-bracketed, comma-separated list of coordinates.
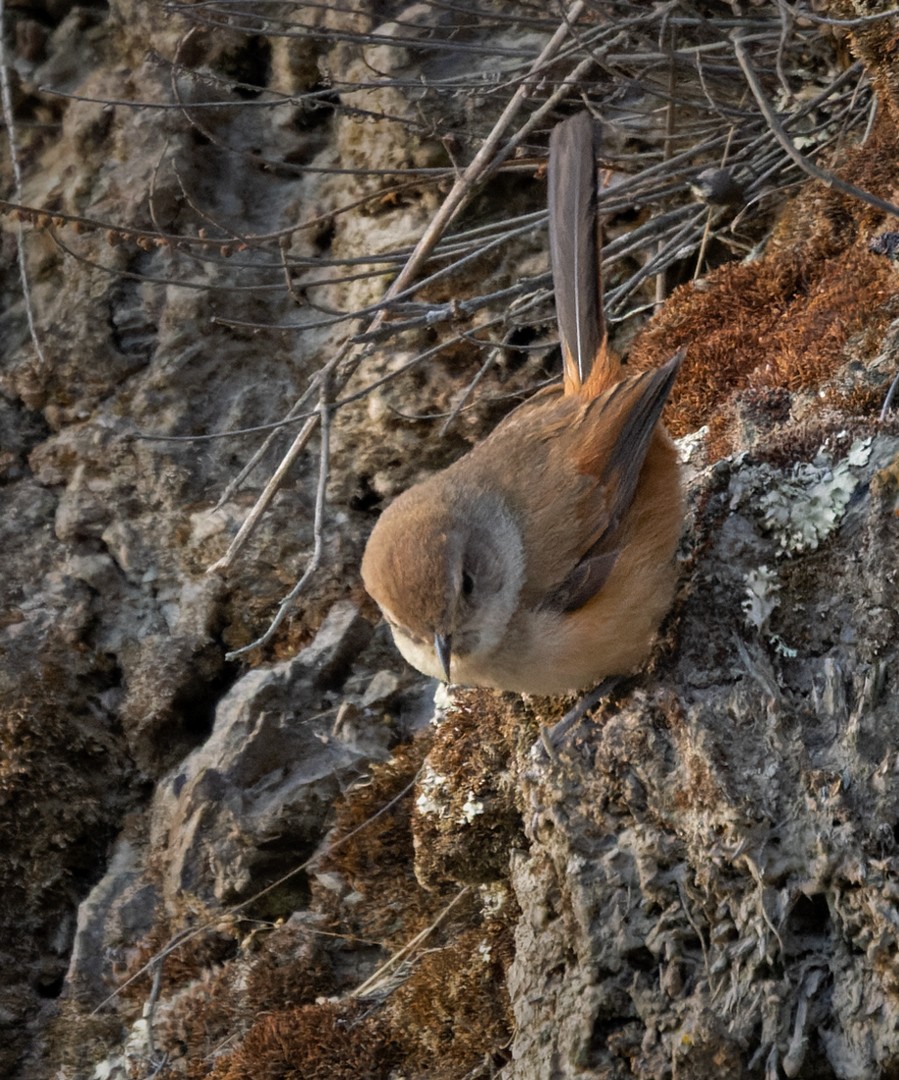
[361, 111, 684, 695]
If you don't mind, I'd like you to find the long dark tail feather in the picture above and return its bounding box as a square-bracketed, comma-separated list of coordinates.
[548, 112, 604, 393]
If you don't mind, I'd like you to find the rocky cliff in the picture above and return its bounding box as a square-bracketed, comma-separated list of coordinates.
[3, 2, 899, 1078]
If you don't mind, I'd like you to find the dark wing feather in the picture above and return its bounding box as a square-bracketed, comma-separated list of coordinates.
[589, 351, 684, 534]
[547, 112, 603, 393]
[537, 550, 619, 613]
[539, 350, 684, 614]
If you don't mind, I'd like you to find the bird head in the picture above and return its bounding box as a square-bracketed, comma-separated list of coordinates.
[361, 481, 525, 683]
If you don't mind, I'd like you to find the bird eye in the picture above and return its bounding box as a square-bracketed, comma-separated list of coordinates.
[461, 570, 475, 597]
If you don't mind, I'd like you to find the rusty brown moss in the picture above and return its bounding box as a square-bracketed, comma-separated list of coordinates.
[633, 118, 899, 456]
[208, 1000, 398, 1080]
[413, 689, 527, 890]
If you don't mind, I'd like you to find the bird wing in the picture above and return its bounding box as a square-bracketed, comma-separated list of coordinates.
[539, 351, 684, 613]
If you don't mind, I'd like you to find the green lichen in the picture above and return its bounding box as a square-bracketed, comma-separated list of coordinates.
[731, 437, 873, 556]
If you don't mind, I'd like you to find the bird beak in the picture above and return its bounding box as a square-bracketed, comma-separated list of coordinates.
[434, 633, 452, 682]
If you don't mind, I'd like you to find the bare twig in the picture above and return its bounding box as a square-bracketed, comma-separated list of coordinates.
[208, 356, 340, 577]
[880, 369, 899, 422]
[733, 30, 899, 221]
[206, 0, 591, 604]
[349, 886, 473, 999]
[225, 370, 335, 657]
[0, 0, 48, 367]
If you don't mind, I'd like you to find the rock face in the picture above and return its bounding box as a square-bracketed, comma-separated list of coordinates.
[148, 601, 381, 907]
[505, 431, 899, 1079]
[3, 2, 899, 1079]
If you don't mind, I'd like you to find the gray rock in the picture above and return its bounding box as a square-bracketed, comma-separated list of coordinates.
[150, 604, 382, 905]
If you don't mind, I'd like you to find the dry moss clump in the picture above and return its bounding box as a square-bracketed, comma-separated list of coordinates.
[633, 118, 899, 458]
[208, 1000, 398, 1080]
[147, 919, 336, 1080]
[383, 919, 515, 1079]
[194, 730, 516, 1079]
[412, 688, 528, 890]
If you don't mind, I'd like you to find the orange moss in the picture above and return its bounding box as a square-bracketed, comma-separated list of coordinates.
[312, 735, 454, 946]
[384, 921, 514, 1078]
[754, 246, 894, 394]
[637, 243, 895, 453]
[633, 117, 899, 456]
[208, 1000, 397, 1080]
[634, 255, 797, 436]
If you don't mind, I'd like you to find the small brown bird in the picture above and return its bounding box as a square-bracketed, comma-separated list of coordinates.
[361, 112, 684, 695]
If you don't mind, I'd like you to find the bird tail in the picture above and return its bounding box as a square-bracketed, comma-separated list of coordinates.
[548, 111, 620, 396]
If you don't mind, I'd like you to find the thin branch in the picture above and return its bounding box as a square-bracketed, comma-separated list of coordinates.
[206, 0, 590, 590]
[0, 0, 48, 367]
[212, 385, 319, 506]
[225, 372, 334, 657]
[733, 30, 899, 221]
[438, 349, 500, 437]
[880, 369, 899, 423]
[207, 354, 340, 576]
